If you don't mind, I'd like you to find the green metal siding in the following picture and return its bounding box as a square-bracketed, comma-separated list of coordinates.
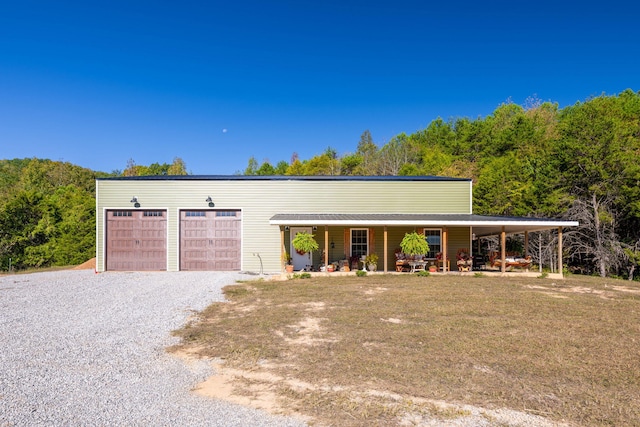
[96, 178, 472, 272]
[446, 227, 472, 267]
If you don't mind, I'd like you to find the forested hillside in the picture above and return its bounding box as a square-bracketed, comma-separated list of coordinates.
[2, 90, 639, 278]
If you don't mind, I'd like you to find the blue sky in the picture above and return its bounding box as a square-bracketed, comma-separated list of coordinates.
[1, 1, 639, 175]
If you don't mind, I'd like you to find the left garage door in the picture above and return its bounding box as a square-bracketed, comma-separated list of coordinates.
[106, 210, 167, 271]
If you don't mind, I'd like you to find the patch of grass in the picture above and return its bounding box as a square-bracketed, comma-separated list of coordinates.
[171, 274, 640, 426]
[356, 270, 367, 277]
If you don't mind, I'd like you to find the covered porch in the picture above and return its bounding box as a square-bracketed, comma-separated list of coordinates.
[270, 214, 578, 277]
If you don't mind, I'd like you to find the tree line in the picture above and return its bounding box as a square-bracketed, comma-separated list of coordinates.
[1, 90, 639, 278]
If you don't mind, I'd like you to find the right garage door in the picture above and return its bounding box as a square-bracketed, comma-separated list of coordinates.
[180, 210, 242, 271]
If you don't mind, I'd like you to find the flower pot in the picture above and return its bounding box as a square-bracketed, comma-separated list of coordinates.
[327, 265, 334, 272]
[285, 265, 294, 273]
[367, 263, 377, 272]
[429, 266, 437, 273]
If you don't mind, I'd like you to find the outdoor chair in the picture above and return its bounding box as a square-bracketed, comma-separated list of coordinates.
[456, 248, 473, 272]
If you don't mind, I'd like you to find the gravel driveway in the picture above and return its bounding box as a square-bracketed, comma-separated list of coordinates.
[0, 270, 305, 427]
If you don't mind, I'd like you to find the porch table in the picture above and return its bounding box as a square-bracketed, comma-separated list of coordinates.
[408, 260, 427, 272]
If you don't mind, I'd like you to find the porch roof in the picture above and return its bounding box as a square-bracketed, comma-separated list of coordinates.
[269, 213, 579, 237]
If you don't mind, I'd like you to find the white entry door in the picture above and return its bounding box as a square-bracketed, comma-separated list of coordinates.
[290, 227, 313, 271]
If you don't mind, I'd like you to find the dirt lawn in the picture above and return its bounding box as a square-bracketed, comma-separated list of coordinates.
[171, 274, 640, 427]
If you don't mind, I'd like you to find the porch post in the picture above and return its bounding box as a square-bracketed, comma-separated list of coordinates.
[557, 227, 563, 277]
[280, 227, 285, 271]
[383, 226, 388, 273]
[442, 228, 448, 272]
[501, 227, 506, 273]
[524, 231, 529, 258]
[324, 226, 329, 270]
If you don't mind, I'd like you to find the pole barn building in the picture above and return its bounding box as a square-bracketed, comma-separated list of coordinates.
[95, 175, 577, 276]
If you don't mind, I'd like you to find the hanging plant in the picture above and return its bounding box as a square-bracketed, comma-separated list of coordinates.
[400, 231, 430, 256]
[292, 232, 319, 256]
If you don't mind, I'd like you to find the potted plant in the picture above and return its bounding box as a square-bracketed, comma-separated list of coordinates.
[292, 231, 319, 258]
[365, 253, 378, 271]
[400, 231, 430, 258]
[282, 251, 294, 273]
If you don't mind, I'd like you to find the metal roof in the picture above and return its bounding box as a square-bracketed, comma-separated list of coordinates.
[96, 175, 471, 182]
[269, 213, 579, 236]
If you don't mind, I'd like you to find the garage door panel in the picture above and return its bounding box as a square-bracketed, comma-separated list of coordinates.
[213, 260, 237, 270]
[213, 240, 237, 248]
[183, 240, 207, 249]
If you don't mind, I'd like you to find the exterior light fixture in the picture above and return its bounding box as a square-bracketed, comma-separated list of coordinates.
[205, 196, 214, 207]
[130, 196, 140, 208]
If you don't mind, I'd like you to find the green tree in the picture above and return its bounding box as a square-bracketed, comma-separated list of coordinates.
[244, 156, 259, 175]
[38, 186, 95, 266]
[303, 148, 341, 175]
[256, 161, 276, 176]
[0, 191, 50, 269]
[354, 130, 378, 175]
[285, 159, 305, 176]
[274, 160, 289, 175]
[167, 157, 188, 175]
[340, 153, 362, 175]
[474, 153, 534, 216]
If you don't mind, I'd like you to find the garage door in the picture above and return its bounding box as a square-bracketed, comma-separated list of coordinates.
[180, 210, 241, 271]
[106, 210, 167, 271]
